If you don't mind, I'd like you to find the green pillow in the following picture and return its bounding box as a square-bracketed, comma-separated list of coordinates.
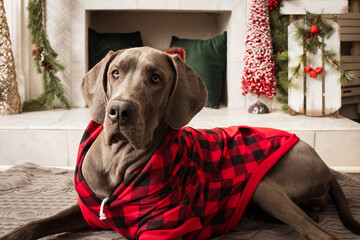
[88, 28, 143, 70]
[170, 32, 227, 109]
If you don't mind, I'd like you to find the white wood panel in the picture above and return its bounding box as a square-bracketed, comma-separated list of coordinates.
[288, 21, 305, 113]
[305, 48, 323, 116]
[288, 19, 342, 116]
[324, 21, 341, 114]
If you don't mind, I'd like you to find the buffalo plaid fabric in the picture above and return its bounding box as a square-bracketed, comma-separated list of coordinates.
[75, 120, 299, 240]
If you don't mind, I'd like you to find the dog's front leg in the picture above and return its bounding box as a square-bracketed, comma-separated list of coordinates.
[0, 203, 90, 240]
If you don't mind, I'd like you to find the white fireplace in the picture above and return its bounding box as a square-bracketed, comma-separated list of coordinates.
[6, 0, 249, 109]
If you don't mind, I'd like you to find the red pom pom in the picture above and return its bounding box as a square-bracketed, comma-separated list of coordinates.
[304, 65, 313, 73]
[314, 67, 323, 74]
[309, 71, 318, 78]
[310, 25, 319, 34]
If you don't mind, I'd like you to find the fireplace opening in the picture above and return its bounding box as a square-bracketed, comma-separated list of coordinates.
[86, 10, 231, 107]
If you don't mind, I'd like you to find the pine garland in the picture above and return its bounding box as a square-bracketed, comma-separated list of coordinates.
[269, 2, 289, 112]
[23, 0, 70, 111]
[289, 11, 355, 85]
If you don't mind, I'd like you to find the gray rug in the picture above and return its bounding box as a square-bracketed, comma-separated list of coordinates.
[0, 162, 359, 239]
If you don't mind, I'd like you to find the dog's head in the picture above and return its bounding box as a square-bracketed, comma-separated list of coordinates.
[81, 47, 208, 149]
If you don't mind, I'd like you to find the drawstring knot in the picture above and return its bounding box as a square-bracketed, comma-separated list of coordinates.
[99, 198, 109, 220]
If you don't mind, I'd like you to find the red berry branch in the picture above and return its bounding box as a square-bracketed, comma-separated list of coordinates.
[268, 0, 279, 11]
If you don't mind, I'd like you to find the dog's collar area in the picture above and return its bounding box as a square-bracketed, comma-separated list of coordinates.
[99, 197, 109, 220]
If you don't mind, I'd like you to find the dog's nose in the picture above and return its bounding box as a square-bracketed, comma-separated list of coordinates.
[107, 100, 136, 124]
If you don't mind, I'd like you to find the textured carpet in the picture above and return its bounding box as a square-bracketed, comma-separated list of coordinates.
[0, 162, 359, 239]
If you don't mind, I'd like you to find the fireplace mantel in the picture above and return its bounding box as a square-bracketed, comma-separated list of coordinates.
[70, 0, 248, 109]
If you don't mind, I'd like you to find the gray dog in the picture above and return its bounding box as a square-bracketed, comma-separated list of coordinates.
[1, 47, 359, 240]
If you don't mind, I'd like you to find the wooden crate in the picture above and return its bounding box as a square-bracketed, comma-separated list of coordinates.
[337, 12, 360, 117]
[337, 12, 360, 42]
[342, 55, 360, 114]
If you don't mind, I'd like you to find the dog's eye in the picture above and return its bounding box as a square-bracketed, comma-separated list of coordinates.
[111, 70, 120, 80]
[150, 74, 161, 84]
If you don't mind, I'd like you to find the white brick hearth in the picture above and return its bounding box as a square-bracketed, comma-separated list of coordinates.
[1, 108, 359, 173]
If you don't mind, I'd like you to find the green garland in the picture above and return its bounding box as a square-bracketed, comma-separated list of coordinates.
[269, 2, 290, 112]
[23, 0, 70, 111]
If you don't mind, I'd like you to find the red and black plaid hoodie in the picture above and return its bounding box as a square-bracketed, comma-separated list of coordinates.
[75, 120, 299, 240]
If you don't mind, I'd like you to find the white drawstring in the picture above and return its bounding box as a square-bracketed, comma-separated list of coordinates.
[99, 198, 109, 220]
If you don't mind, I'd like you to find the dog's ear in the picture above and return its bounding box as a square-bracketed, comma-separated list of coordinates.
[81, 50, 121, 124]
[166, 55, 208, 129]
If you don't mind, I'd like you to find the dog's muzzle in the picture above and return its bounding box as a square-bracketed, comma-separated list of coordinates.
[107, 100, 137, 125]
